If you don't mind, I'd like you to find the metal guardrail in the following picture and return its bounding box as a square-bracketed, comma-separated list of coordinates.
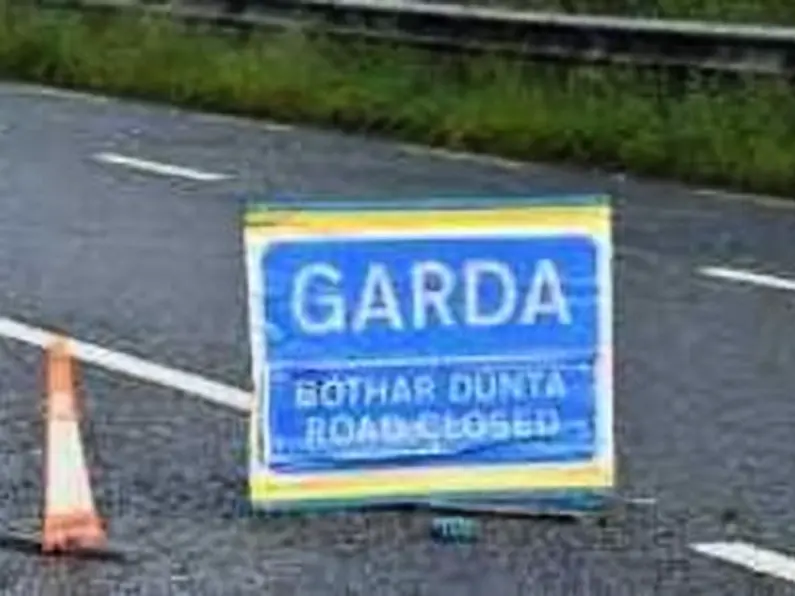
[71, 0, 795, 76]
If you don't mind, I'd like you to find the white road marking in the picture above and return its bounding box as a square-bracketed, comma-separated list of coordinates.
[621, 496, 657, 506]
[194, 111, 294, 132]
[9, 84, 795, 208]
[93, 152, 230, 182]
[692, 541, 795, 584]
[699, 266, 795, 292]
[13, 85, 112, 105]
[2, 83, 293, 132]
[0, 316, 251, 413]
[695, 188, 795, 210]
[398, 143, 526, 170]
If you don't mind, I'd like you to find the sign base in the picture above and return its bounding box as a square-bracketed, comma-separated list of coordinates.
[248, 484, 612, 517]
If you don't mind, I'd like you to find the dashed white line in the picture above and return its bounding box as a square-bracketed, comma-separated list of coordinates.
[0, 316, 251, 413]
[692, 541, 795, 584]
[699, 266, 795, 292]
[93, 152, 230, 182]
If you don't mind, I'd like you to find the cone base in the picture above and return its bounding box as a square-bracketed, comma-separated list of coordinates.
[0, 529, 129, 562]
[42, 511, 106, 554]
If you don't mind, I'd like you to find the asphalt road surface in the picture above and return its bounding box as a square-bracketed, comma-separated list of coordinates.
[2, 81, 795, 595]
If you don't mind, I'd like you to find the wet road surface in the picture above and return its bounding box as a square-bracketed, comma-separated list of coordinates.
[2, 82, 795, 594]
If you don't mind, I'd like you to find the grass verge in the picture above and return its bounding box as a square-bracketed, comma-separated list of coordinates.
[1, 4, 794, 195]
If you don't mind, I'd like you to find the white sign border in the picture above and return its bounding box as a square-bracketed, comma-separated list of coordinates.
[246, 225, 614, 479]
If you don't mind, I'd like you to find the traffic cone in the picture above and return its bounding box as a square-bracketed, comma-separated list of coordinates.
[41, 337, 106, 554]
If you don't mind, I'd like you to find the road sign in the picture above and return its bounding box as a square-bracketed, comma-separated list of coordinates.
[243, 194, 613, 512]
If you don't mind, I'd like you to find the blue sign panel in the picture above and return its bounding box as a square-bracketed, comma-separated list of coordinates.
[262, 234, 601, 475]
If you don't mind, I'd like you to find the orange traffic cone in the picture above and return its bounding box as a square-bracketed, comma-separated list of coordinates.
[41, 337, 106, 554]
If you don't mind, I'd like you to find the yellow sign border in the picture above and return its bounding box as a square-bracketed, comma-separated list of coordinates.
[244, 205, 610, 240]
[250, 461, 614, 503]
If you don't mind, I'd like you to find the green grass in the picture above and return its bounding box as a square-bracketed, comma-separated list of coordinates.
[1, 4, 795, 195]
[459, 0, 795, 25]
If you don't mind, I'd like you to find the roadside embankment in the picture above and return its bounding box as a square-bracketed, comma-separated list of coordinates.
[1, 4, 794, 195]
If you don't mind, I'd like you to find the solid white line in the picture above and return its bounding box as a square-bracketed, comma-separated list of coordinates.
[695, 188, 795, 210]
[699, 266, 795, 292]
[399, 143, 526, 169]
[692, 541, 795, 584]
[2, 82, 294, 132]
[16, 85, 112, 105]
[195, 112, 295, 132]
[0, 317, 251, 413]
[93, 152, 230, 182]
